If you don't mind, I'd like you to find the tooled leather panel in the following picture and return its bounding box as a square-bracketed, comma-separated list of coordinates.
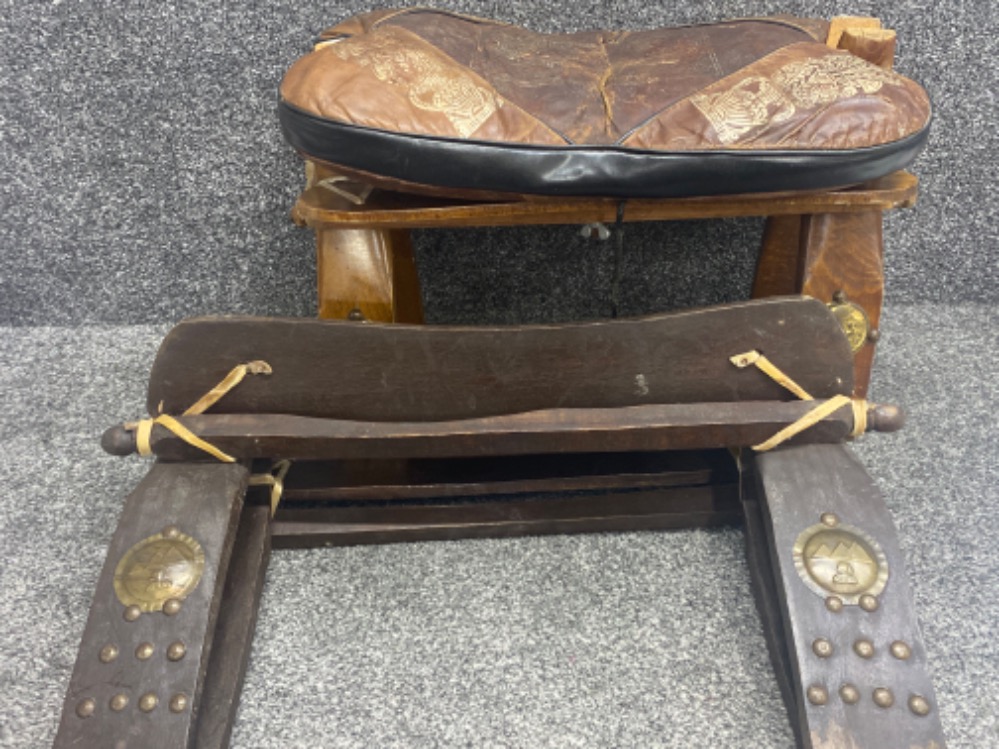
[621, 42, 931, 151]
[280, 25, 567, 145]
[387, 11, 813, 145]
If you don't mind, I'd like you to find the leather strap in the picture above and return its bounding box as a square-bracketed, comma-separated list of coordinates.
[54, 462, 248, 749]
[746, 444, 946, 748]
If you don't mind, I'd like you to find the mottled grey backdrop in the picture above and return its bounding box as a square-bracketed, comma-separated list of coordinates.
[2, 0, 996, 327]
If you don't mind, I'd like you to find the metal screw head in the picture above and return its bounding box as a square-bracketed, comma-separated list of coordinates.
[890, 640, 912, 660]
[909, 695, 931, 716]
[167, 641, 187, 661]
[812, 638, 834, 658]
[123, 605, 142, 622]
[806, 685, 829, 706]
[873, 688, 895, 708]
[839, 684, 860, 705]
[853, 639, 875, 659]
[75, 698, 96, 718]
[825, 596, 844, 613]
[138, 693, 159, 712]
[162, 525, 180, 539]
[820, 513, 839, 528]
[162, 598, 182, 616]
[169, 693, 189, 713]
[135, 643, 154, 660]
[859, 594, 879, 612]
[109, 694, 129, 712]
[99, 644, 119, 663]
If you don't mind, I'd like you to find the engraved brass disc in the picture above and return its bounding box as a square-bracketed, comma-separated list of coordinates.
[113, 530, 205, 612]
[792, 522, 888, 605]
[828, 301, 870, 353]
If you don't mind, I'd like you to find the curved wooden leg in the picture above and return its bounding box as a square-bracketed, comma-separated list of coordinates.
[315, 226, 423, 323]
[799, 212, 884, 399]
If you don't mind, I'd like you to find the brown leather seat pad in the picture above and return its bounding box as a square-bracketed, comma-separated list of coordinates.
[278, 10, 930, 197]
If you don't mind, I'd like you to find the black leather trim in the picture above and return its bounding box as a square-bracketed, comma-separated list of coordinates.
[279, 100, 930, 198]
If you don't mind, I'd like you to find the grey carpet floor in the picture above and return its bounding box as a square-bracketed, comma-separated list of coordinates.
[0, 303, 995, 748]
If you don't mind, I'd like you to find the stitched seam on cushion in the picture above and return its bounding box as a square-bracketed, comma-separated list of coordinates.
[380, 24, 573, 145]
[616, 41, 821, 146]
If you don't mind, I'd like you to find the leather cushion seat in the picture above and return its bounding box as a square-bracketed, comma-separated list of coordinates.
[279, 9, 931, 198]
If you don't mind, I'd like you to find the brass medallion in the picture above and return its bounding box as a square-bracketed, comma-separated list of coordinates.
[113, 529, 205, 612]
[792, 522, 888, 605]
[828, 301, 870, 353]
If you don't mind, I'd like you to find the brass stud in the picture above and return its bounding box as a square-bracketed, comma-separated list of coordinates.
[138, 692, 159, 712]
[99, 644, 119, 663]
[873, 687, 895, 708]
[162, 598, 182, 616]
[839, 684, 861, 705]
[162, 525, 180, 539]
[890, 640, 912, 660]
[135, 642, 154, 660]
[853, 639, 875, 659]
[347, 308, 365, 322]
[859, 594, 879, 612]
[169, 693, 189, 713]
[832, 290, 847, 304]
[909, 695, 931, 716]
[820, 512, 840, 528]
[123, 605, 142, 622]
[812, 638, 834, 658]
[167, 641, 187, 662]
[806, 685, 829, 706]
[75, 698, 96, 718]
[109, 694, 129, 712]
[825, 596, 844, 613]
[868, 328, 881, 343]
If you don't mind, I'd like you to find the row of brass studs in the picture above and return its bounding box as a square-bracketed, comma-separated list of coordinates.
[123, 596, 183, 622]
[76, 692, 188, 717]
[811, 637, 912, 660]
[98, 640, 186, 663]
[805, 684, 931, 715]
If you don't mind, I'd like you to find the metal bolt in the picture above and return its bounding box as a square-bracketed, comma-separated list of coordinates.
[839, 684, 860, 705]
[873, 687, 895, 708]
[853, 639, 875, 659]
[135, 643, 154, 660]
[123, 605, 142, 622]
[806, 685, 829, 706]
[890, 640, 912, 660]
[169, 693, 189, 713]
[167, 642, 187, 662]
[99, 644, 119, 664]
[859, 594, 879, 612]
[909, 695, 931, 716]
[162, 598, 182, 616]
[812, 638, 834, 658]
[76, 698, 96, 718]
[825, 596, 844, 613]
[138, 693, 158, 712]
[109, 694, 129, 712]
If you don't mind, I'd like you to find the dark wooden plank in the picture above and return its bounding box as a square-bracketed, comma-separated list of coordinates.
[118, 399, 900, 462]
[750, 445, 946, 749]
[193, 504, 272, 749]
[270, 483, 740, 548]
[54, 462, 248, 749]
[278, 450, 730, 501]
[146, 298, 853, 421]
